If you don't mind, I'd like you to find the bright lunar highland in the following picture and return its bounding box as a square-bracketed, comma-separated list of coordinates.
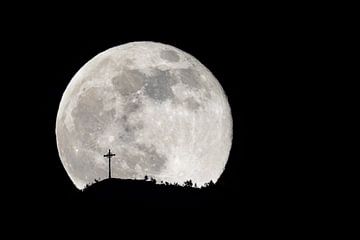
[56, 42, 232, 190]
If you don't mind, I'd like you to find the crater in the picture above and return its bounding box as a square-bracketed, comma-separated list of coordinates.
[160, 50, 180, 62]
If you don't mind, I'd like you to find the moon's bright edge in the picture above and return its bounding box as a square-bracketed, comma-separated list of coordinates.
[55, 42, 232, 190]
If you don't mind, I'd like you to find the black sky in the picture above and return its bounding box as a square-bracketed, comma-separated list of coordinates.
[2, 3, 329, 226]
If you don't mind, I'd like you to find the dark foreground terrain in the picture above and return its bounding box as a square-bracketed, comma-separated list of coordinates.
[81, 178, 235, 209]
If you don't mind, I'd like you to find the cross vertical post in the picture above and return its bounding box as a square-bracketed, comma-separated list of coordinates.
[104, 149, 115, 179]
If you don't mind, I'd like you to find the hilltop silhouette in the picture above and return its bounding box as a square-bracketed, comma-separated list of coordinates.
[81, 177, 225, 209]
[92, 149, 220, 208]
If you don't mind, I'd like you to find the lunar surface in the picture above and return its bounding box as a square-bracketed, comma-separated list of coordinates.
[55, 42, 232, 190]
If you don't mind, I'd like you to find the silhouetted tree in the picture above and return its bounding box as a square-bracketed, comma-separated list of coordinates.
[150, 177, 156, 183]
[203, 180, 215, 188]
[184, 180, 193, 187]
[144, 175, 148, 181]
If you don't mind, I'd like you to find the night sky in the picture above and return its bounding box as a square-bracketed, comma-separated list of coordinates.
[3, 3, 325, 228]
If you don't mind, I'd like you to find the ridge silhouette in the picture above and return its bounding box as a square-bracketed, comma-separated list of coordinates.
[82, 177, 221, 208]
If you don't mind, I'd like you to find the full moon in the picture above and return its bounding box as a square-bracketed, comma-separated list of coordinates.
[56, 42, 232, 190]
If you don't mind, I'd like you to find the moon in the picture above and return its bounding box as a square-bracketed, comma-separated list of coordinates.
[56, 42, 232, 190]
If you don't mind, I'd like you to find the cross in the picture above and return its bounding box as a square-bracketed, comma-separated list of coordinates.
[104, 149, 115, 179]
